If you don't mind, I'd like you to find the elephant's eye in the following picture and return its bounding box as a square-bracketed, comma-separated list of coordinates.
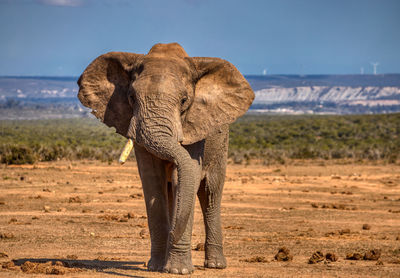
[128, 93, 135, 107]
[181, 96, 187, 106]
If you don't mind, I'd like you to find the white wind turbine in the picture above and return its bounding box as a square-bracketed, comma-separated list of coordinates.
[262, 69, 267, 75]
[370, 62, 379, 75]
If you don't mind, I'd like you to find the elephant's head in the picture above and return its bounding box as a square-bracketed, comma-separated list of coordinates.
[77, 42, 254, 243]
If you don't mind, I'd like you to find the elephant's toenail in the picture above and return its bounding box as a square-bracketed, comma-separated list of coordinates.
[216, 263, 222, 268]
[181, 268, 189, 274]
[171, 268, 179, 274]
[208, 262, 216, 268]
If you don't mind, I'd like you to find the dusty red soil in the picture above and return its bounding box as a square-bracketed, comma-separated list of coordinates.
[0, 160, 400, 277]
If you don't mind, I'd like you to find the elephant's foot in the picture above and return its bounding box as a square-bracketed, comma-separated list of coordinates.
[163, 249, 193, 275]
[147, 252, 165, 272]
[204, 243, 226, 269]
[147, 258, 164, 272]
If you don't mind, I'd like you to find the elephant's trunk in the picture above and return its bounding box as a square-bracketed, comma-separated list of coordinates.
[137, 127, 196, 245]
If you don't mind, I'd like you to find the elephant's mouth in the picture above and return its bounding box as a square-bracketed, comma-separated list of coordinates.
[118, 136, 184, 165]
[118, 139, 134, 164]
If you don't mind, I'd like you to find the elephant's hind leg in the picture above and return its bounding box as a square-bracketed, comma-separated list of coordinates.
[135, 145, 169, 272]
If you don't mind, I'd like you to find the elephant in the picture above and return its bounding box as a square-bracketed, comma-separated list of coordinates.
[77, 43, 254, 274]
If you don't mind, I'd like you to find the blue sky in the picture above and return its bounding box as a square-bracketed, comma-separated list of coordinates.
[0, 0, 399, 76]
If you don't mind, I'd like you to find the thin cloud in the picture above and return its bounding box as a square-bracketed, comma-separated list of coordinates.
[34, 0, 138, 7]
[35, 0, 84, 7]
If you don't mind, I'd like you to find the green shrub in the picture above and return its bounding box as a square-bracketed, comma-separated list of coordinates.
[0, 145, 36, 165]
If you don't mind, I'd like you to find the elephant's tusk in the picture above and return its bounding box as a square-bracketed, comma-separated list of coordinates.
[118, 139, 134, 165]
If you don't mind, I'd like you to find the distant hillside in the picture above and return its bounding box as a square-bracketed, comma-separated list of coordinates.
[0, 76, 83, 120]
[0, 76, 78, 99]
[1, 74, 400, 118]
[245, 74, 400, 114]
[245, 74, 400, 89]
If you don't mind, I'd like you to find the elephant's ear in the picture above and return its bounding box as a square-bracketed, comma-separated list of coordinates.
[77, 52, 143, 136]
[182, 57, 255, 144]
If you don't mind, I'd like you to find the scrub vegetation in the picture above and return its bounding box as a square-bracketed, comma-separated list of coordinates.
[229, 113, 400, 164]
[1, 113, 399, 165]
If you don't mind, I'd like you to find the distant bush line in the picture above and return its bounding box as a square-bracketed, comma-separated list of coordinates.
[229, 113, 400, 164]
[0, 118, 125, 165]
[0, 114, 399, 165]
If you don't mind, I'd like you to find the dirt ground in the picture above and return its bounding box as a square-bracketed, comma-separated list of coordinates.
[0, 160, 399, 277]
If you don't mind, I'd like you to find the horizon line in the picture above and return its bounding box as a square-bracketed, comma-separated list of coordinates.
[1, 73, 400, 79]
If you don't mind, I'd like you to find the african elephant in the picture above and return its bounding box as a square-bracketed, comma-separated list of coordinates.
[77, 43, 254, 274]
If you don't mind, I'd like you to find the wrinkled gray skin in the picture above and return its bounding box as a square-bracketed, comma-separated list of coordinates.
[77, 43, 254, 274]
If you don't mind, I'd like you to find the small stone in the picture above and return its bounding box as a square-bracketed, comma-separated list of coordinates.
[129, 193, 143, 199]
[0, 232, 15, 239]
[8, 218, 17, 224]
[0, 252, 8, 258]
[68, 196, 82, 203]
[308, 251, 324, 264]
[139, 229, 148, 239]
[43, 206, 51, 213]
[274, 247, 293, 261]
[325, 252, 338, 262]
[376, 260, 384, 265]
[346, 252, 363, 260]
[89, 232, 95, 237]
[364, 249, 381, 261]
[20, 261, 36, 273]
[54, 261, 64, 267]
[194, 243, 205, 251]
[243, 256, 268, 263]
[2, 261, 16, 269]
[339, 228, 351, 235]
[362, 224, 371, 230]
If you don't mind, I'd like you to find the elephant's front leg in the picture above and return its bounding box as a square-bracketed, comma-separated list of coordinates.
[163, 167, 196, 274]
[163, 143, 203, 275]
[135, 145, 170, 272]
[197, 130, 229, 269]
[163, 193, 195, 275]
[197, 176, 227, 269]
